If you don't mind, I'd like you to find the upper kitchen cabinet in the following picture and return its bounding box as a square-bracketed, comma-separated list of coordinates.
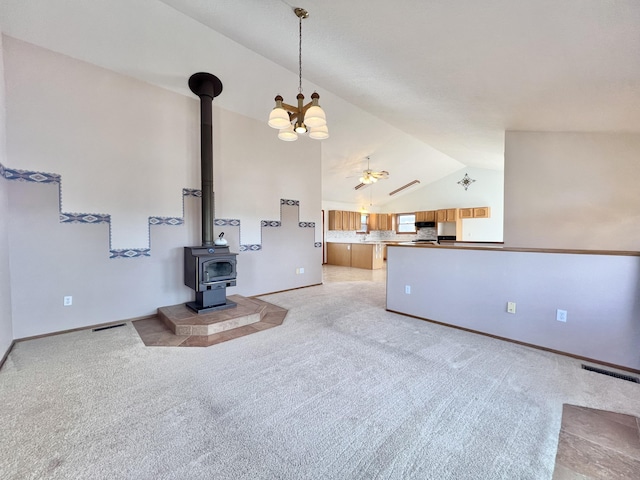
[459, 207, 491, 219]
[415, 210, 436, 222]
[328, 210, 343, 230]
[369, 213, 392, 231]
[436, 208, 458, 222]
[327, 210, 365, 231]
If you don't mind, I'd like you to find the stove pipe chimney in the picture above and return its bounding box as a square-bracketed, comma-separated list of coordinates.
[188, 73, 223, 247]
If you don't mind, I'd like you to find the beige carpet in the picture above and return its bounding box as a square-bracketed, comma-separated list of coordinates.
[1, 278, 639, 479]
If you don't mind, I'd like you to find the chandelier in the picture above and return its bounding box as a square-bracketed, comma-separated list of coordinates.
[267, 7, 328, 141]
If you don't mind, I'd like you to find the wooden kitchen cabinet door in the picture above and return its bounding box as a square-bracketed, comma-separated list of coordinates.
[473, 207, 491, 218]
[436, 209, 447, 222]
[328, 210, 342, 230]
[446, 208, 458, 221]
[458, 208, 473, 219]
[350, 211, 361, 230]
[327, 243, 351, 266]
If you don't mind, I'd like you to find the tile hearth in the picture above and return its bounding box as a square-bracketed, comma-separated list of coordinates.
[132, 295, 287, 347]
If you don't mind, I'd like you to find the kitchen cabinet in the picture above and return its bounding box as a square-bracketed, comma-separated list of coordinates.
[341, 211, 351, 230]
[328, 210, 363, 231]
[327, 243, 351, 266]
[351, 243, 385, 269]
[436, 208, 457, 222]
[326, 243, 384, 269]
[473, 207, 491, 218]
[415, 210, 435, 222]
[350, 211, 361, 230]
[459, 207, 491, 219]
[369, 213, 392, 231]
[328, 210, 342, 230]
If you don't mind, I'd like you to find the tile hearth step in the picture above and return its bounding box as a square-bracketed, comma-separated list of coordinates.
[159, 295, 268, 336]
[132, 295, 288, 348]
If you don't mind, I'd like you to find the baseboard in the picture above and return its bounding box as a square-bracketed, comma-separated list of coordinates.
[387, 308, 640, 375]
[0, 340, 16, 370]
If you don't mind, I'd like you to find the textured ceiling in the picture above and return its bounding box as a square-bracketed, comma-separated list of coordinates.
[2, 0, 640, 207]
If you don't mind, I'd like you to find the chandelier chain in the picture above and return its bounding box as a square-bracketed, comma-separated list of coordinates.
[298, 14, 303, 93]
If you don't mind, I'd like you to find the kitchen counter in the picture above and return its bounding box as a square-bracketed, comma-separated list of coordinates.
[385, 242, 640, 256]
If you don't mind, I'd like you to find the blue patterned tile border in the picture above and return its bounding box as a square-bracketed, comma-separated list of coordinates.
[215, 219, 241, 227]
[2, 166, 321, 256]
[3, 167, 61, 184]
[239, 244, 262, 252]
[149, 216, 184, 226]
[261, 220, 281, 227]
[183, 188, 201, 197]
[110, 248, 151, 259]
[60, 213, 111, 224]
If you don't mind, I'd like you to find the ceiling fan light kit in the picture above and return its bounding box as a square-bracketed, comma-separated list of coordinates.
[267, 7, 328, 142]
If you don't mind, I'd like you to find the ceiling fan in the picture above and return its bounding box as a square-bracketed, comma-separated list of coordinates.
[357, 156, 389, 186]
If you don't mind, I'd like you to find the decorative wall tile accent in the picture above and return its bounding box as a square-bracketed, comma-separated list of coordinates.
[60, 213, 111, 224]
[2, 164, 321, 258]
[215, 219, 241, 227]
[110, 248, 151, 259]
[149, 216, 184, 226]
[183, 188, 201, 197]
[261, 220, 281, 227]
[3, 167, 61, 184]
[239, 244, 262, 252]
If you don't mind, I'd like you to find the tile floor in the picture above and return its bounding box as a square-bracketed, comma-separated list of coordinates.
[553, 404, 640, 479]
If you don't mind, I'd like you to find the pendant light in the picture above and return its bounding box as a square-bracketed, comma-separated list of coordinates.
[267, 7, 328, 141]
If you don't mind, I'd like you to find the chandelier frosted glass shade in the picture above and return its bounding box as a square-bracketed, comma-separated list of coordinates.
[268, 106, 290, 129]
[304, 104, 326, 128]
[277, 123, 298, 141]
[308, 125, 329, 139]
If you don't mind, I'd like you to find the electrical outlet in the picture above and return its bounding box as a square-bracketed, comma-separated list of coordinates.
[63, 296, 73, 306]
[299, 267, 304, 274]
[405, 285, 411, 294]
[507, 302, 516, 314]
[556, 309, 567, 322]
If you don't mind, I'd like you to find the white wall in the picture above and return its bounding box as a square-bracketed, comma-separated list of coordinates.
[4, 38, 322, 338]
[387, 245, 640, 371]
[0, 32, 13, 356]
[504, 131, 640, 250]
[384, 167, 504, 242]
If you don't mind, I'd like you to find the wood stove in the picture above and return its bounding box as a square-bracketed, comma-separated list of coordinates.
[184, 72, 238, 313]
[184, 245, 237, 312]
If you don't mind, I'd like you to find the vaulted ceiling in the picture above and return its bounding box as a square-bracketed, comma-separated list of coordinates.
[2, 0, 640, 207]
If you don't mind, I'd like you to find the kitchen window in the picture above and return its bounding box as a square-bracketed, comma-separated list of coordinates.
[396, 213, 416, 233]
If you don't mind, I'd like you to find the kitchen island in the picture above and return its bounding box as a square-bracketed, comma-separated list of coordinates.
[326, 242, 385, 269]
[385, 242, 640, 371]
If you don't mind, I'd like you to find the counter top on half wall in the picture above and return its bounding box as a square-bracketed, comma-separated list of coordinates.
[385, 244, 640, 371]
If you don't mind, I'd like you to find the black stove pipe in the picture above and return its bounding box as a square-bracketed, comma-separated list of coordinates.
[188, 73, 223, 247]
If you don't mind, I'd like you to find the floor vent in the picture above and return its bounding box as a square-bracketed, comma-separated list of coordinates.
[92, 323, 126, 332]
[581, 364, 639, 383]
